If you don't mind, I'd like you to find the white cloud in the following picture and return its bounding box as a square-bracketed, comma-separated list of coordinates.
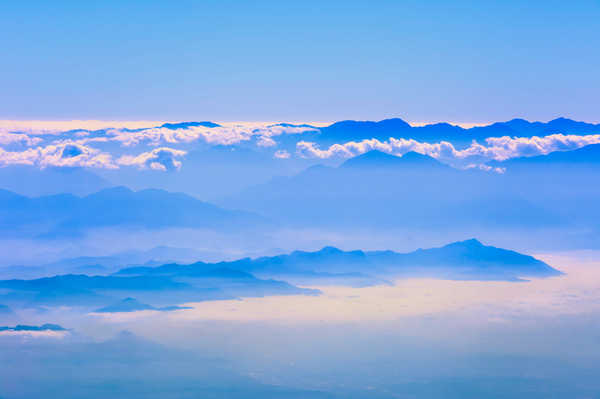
[0, 132, 43, 146]
[0, 141, 117, 169]
[107, 123, 317, 147]
[117, 147, 187, 171]
[296, 134, 600, 165]
[465, 164, 506, 174]
[257, 136, 277, 147]
[274, 150, 291, 159]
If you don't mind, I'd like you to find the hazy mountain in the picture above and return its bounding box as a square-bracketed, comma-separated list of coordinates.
[94, 297, 192, 313]
[221, 150, 556, 229]
[312, 117, 600, 144]
[308, 118, 600, 144]
[0, 324, 66, 332]
[0, 186, 268, 238]
[0, 246, 223, 280]
[340, 150, 449, 170]
[0, 267, 319, 309]
[159, 121, 221, 129]
[0, 165, 112, 197]
[117, 239, 561, 285]
[490, 143, 600, 169]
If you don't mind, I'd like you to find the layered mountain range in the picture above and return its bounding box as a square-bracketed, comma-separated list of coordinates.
[0, 239, 561, 313]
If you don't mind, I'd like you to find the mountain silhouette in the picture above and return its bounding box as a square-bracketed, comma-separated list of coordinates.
[341, 150, 447, 169]
[94, 297, 192, 313]
[314, 117, 600, 144]
[0, 186, 268, 237]
[117, 239, 561, 284]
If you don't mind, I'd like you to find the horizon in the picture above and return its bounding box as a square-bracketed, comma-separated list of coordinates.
[1, 115, 598, 133]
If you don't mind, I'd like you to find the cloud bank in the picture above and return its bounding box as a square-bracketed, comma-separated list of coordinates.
[1, 119, 599, 171]
[117, 148, 187, 171]
[296, 134, 600, 165]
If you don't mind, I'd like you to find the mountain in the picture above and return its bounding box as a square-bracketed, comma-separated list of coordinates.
[318, 118, 412, 142]
[490, 143, 600, 169]
[0, 324, 66, 332]
[312, 117, 600, 144]
[0, 246, 220, 280]
[159, 121, 221, 129]
[366, 239, 561, 280]
[0, 268, 319, 309]
[0, 165, 111, 197]
[117, 239, 561, 285]
[0, 186, 268, 237]
[221, 150, 558, 229]
[341, 150, 448, 170]
[94, 297, 191, 313]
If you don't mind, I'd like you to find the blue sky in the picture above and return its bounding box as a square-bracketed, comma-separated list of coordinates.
[2, 0, 599, 122]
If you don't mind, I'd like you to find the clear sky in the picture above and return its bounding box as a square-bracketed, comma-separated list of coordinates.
[2, 0, 599, 123]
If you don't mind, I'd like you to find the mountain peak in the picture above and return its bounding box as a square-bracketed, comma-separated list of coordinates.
[456, 238, 483, 247]
[160, 121, 220, 129]
[341, 150, 444, 169]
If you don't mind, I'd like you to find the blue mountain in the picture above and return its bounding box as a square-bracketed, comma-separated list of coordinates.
[94, 297, 192, 313]
[0, 323, 66, 332]
[341, 150, 448, 169]
[159, 121, 221, 129]
[222, 149, 560, 229]
[314, 117, 600, 144]
[0, 165, 111, 197]
[0, 186, 268, 237]
[490, 143, 600, 168]
[0, 267, 319, 309]
[117, 239, 561, 284]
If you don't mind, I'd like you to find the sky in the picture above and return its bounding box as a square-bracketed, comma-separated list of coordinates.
[2, 0, 599, 123]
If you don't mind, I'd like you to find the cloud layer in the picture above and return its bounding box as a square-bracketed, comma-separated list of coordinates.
[296, 134, 600, 165]
[118, 148, 187, 171]
[1, 120, 599, 171]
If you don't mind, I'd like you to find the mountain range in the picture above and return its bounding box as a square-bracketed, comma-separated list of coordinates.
[117, 239, 561, 284]
[0, 186, 267, 238]
[296, 117, 600, 144]
[220, 150, 557, 228]
[0, 266, 319, 309]
[0, 239, 560, 312]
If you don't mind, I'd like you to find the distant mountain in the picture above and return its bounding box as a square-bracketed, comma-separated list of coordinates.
[490, 143, 600, 169]
[0, 267, 319, 309]
[313, 117, 600, 144]
[117, 239, 561, 285]
[0, 324, 66, 332]
[0, 186, 268, 237]
[221, 150, 558, 229]
[94, 297, 191, 313]
[318, 118, 412, 142]
[341, 150, 448, 170]
[159, 121, 221, 129]
[0, 246, 220, 280]
[0, 165, 111, 197]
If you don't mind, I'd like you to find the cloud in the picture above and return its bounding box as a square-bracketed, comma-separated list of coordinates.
[466, 164, 506, 174]
[117, 147, 187, 171]
[107, 123, 317, 147]
[0, 141, 117, 169]
[274, 150, 291, 159]
[1, 119, 599, 171]
[296, 134, 600, 165]
[0, 132, 43, 146]
[256, 136, 277, 147]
